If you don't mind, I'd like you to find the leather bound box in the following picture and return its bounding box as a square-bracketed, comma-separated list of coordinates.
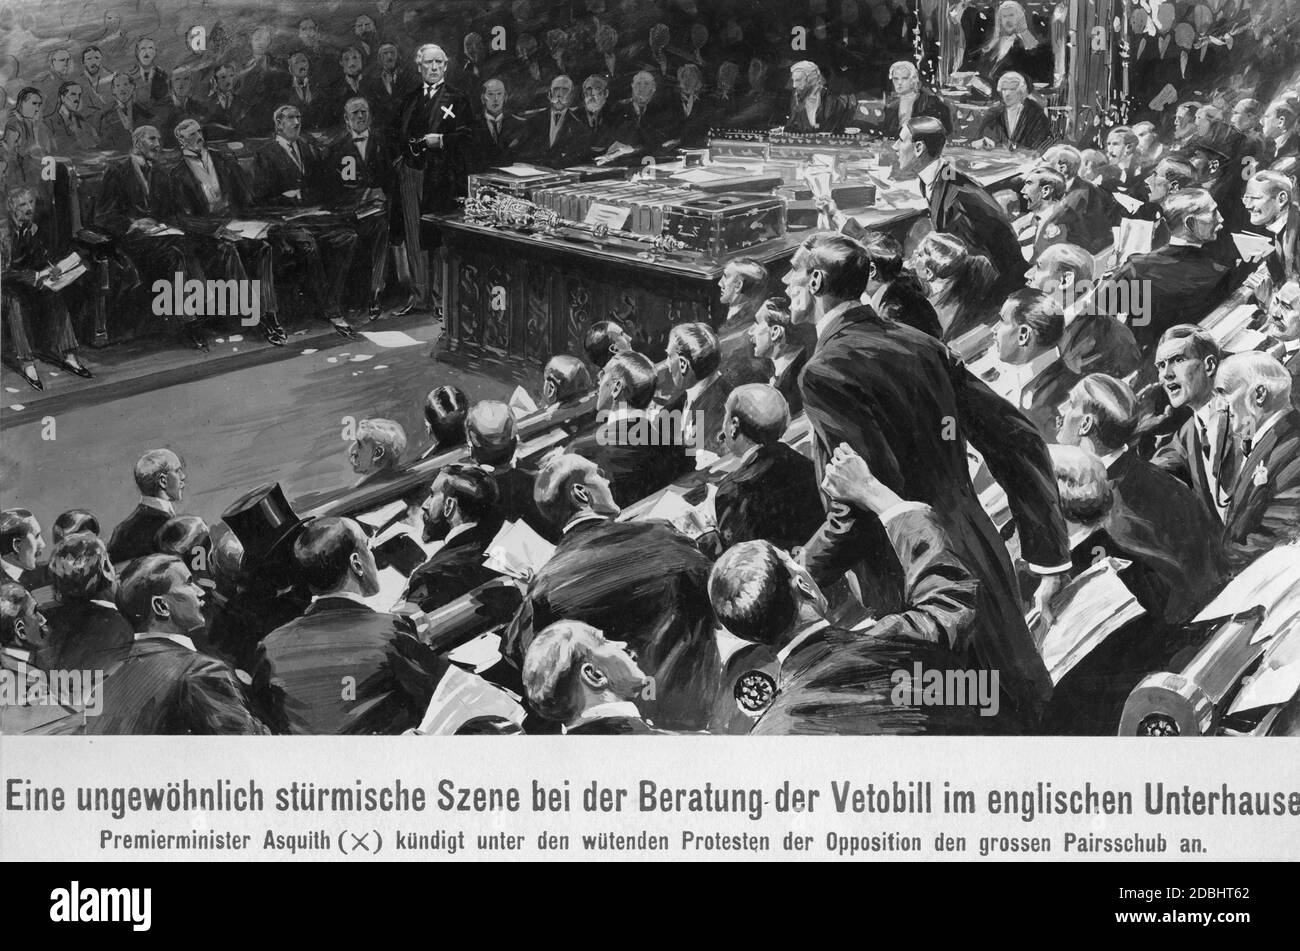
[663, 193, 786, 257]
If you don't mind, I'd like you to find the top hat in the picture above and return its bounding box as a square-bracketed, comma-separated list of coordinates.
[220, 482, 311, 570]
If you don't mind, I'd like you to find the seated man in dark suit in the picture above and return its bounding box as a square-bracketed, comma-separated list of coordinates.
[871, 60, 951, 139]
[2, 185, 92, 391]
[1026, 243, 1139, 378]
[41, 532, 132, 671]
[320, 46, 368, 134]
[782, 61, 855, 134]
[715, 384, 825, 553]
[1098, 188, 1232, 359]
[1214, 352, 1300, 573]
[663, 321, 734, 459]
[1056, 373, 1226, 624]
[95, 125, 212, 351]
[107, 449, 187, 564]
[1265, 279, 1300, 405]
[895, 117, 1026, 299]
[608, 71, 672, 160]
[469, 78, 525, 171]
[709, 445, 985, 735]
[1260, 99, 1300, 167]
[660, 64, 713, 151]
[503, 453, 721, 731]
[360, 42, 414, 132]
[322, 96, 394, 320]
[0, 509, 48, 590]
[1103, 125, 1148, 198]
[87, 554, 266, 735]
[417, 384, 470, 461]
[165, 119, 283, 345]
[152, 69, 207, 149]
[44, 81, 100, 154]
[251, 104, 358, 337]
[568, 350, 691, 507]
[522, 620, 660, 734]
[252, 517, 449, 734]
[202, 63, 254, 141]
[1017, 165, 1085, 259]
[397, 464, 501, 614]
[519, 74, 587, 169]
[748, 296, 808, 415]
[575, 74, 628, 164]
[583, 318, 634, 370]
[1042, 144, 1120, 255]
[466, 400, 554, 540]
[987, 288, 1079, 440]
[972, 72, 1052, 152]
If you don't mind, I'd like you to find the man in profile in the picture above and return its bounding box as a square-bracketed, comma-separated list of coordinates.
[252, 517, 448, 734]
[108, 449, 187, 564]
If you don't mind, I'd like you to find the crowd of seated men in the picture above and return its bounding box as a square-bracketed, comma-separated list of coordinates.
[6, 4, 1300, 734]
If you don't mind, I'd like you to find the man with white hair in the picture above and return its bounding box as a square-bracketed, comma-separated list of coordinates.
[874, 60, 951, 138]
[348, 418, 407, 482]
[783, 60, 855, 134]
[392, 43, 474, 316]
[1214, 352, 1300, 572]
[1240, 170, 1298, 293]
[973, 71, 1051, 151]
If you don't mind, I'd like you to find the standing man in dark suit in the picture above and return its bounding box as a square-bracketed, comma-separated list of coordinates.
[41, 533, 132, 672]
[87, 555, 265, 735]
[2, 185, 93, 391]
[988, 288, 1079, 440]
[97, 72, 152, 152]
[323, 96, 394, 320]
[465, 401, 553, 540]
[392, 43, 474, 316]
[397, 464, 501, 614]
[503, 453, 721, 731]
[786, 232, 1070, 729]
[895, 117, 1026, 299]
[519, 74, 586, 168]
[1055, 374, 1225, 626]
[252, 105, 358, 338]
[469, 78, 525, 171]
[782, 61, 856, 134]
[361, 42, 414, 131]
[1150, 325, 1236, 523]
[710, 446, 985, 735]
[108, 449, 187, 564]
[126, 36, 170, 111]
[165, 119, 283, 345]
[252, 517, 448, 734]
[1099, 189, 1232, 359]
[567, 350, 690, 507]
[1214, 352, 1300, 573]
[715, 384, 824, 552]
[972, 72, 1052, 151]
[523, 620, 660, 734]
[95, 125, 211, 351]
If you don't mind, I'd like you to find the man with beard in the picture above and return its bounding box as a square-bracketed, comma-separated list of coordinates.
[575, 74, 625, 163]
[396, 464, 502, 614]
[782, 60, 855, 134]
[252, 517, 448, 734]
[503, 453, 721, 732]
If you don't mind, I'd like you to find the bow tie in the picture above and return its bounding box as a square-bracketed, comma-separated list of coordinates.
[352, 135, 368, 143]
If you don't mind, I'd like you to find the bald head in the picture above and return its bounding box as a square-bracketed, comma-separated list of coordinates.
[466, 400, 518, 466]
[722, 384, 790, 455]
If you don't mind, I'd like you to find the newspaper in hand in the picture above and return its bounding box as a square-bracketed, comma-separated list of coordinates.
[483, 519, 556, 582]
[1035, 557, 1144, 685]
[415, 662, 525, 735]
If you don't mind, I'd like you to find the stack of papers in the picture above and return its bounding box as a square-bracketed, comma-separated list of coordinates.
[1036, 557, 1144, 684]
[220, 220, 272, 240]
[483, 519, 556, 581]
[508, 385, 538, 416]
[416, 663, 524, 735]
[36, 253, 86, 291]
[1232, 232, 1274, 264]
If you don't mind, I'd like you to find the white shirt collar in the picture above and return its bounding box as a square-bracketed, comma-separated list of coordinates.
[563, 700, 643, 732]
[134, 631, 196, 651]
[139, 496, 175, 515]
[1167, 236, 1201, 247]
[1001, 347, 1060, 391]
[1266, 215, 1287, 236]
[778, 618, 831, 665]
[1006, 102, 1023, 128]
[310, 590, 372, 607]
[771, 350, 800, 379]
[815, 299, 859, 340]
[1100, 445, 1129, 470]
[277, 134, 300, 151]
[918, 158, 944, 191]
[684, 372, 719, 408]
[90, 599, 118, 610]
[1251, 409, 1287, 446]
[737, 443, 762, 467]
[443, 521, 478, 545]
[1, 560, 23, 582]
[562, 512, 609, 535]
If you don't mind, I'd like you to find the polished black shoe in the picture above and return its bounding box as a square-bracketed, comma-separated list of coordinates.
[260, 320, 286, 346]
[331, 320, 358, 339]
[61, 358, 93, 379]
[21, 365, 44, 391]
[368, 302, 382, 322]
[184, 324, 210, 351]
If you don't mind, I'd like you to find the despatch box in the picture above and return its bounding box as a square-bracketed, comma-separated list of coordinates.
[663, 193, 786, 257]
[468, 168, 580, 200]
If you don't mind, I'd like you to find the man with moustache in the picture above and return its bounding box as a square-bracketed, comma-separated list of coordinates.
[520, 74, 586, 168]
[1264, 280, 1300, 408]
[392, 43, 474, 315]
[1240, 170, 1299, 295]
[252, 517, 448, 735]
[1259, 100, 1300, 167]
[323, 46, 368, 132]
[609, 70, 668, 160]
[1150, 325, 1237, 523]
[575, 74, 625, 163]
[126, 37, 170, 111]
[396, 464, 502, 615]
[362, 41, 412, 130]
